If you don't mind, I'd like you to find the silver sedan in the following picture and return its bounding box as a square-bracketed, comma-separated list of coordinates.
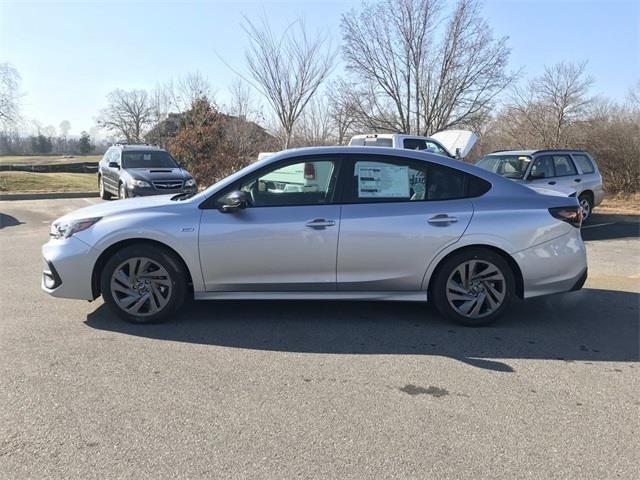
[42, 146, 587, 326]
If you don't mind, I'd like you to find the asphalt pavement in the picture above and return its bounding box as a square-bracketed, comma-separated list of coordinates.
[1, 198, 638, 479]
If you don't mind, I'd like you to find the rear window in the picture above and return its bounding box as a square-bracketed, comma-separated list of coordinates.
[122, 151, 178, 169]
[350, 137, 393, 147]
[476, 155, 531, 179]
[572, 154, 595, 174]
[403, 138, 448, 156]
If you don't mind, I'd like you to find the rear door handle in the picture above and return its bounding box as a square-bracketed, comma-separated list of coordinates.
[547, 181, 556, 185]
[574, 178, 582, 183]
[305, 218, 336, 228]
[428, 214, 458, 226]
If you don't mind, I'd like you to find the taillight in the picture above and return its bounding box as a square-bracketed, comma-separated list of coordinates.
[304, 163, 316, 180]
[548, 206, 583, 228]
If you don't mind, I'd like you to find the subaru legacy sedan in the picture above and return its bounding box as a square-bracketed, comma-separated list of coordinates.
[43, 147, 587, 326]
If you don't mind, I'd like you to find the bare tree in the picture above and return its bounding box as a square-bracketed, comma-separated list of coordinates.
[225, 78, 269, 157]
[293, 96, 333, 146]
[508, 61, 593, 147]
[241, 15, 335, 148]
[98, 89, 155, 142]
[341, 0, 514, 135]
[0, 62, 23, 130]
[152, 71, 214, 123]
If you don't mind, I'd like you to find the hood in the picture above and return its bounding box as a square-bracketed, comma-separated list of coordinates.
[127, 168, 191, 182]
[430, 129, 478, 158]
[54, 195, 177, 223]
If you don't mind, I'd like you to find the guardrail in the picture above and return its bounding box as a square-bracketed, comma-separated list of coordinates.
[0, 162, 99, 173]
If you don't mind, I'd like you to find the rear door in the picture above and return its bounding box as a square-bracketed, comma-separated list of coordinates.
[336, 154, 474, 291]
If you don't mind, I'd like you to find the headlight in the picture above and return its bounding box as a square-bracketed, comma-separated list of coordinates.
[129, 179, 151, 188]
[50, 217, 101, 239]
[185, 178, 196, 188]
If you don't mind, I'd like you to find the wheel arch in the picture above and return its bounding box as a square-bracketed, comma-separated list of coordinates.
[426, 244, 524, 300]
[91, 238, 194, 299]
[578, 189, 594, 203]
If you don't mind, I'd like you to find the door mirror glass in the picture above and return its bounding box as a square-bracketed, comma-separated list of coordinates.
[108, 161, 119, 169]
[220, 190, 248, 213]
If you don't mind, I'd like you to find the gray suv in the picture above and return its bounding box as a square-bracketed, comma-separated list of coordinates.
[476, 149, 604, 221]
[98, 144, 197, 200]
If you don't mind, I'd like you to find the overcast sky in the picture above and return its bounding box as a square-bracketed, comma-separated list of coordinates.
[1, 0, 638, 136]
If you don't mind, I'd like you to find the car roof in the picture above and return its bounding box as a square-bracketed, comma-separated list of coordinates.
[487, 149, 590, 156]
[256, 145, 526, 185]
[113, 144, 166, 152]
[193, 145, 540, 203]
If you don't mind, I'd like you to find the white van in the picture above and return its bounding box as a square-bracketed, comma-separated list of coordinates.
[348, 130, 478, 159]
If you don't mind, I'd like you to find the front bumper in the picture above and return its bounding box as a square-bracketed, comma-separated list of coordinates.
[42, 236, 99, 300]
[513, 227, 588, 298]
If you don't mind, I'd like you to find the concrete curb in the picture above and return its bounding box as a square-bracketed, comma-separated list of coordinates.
[0, 192, 99, 201]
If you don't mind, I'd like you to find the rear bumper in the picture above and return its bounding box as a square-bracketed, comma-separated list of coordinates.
[593, 186, 605, 207]
[41, 237, 98, 300]
[513, 227, 588, 298]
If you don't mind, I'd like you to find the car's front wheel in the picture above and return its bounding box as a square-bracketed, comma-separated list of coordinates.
[100, 244, 187, 323]
[432, 248, 515, 326]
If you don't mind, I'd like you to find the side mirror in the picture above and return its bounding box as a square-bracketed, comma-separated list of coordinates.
[220, 190, 248, 213]
[108, 161, 120, 169]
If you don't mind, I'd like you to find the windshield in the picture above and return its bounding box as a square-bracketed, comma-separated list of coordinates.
[476, 155, 531, 179]
[122, 151, 178, 169]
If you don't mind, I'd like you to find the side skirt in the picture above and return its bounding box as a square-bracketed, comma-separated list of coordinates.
[194, 291, 428, 302]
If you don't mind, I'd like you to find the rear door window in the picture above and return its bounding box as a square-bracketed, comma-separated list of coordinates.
[552, 155, 578, 176]
[345, 156, 470, 203]
[572, 154, 595, 174]
[530, 156, 555, 179]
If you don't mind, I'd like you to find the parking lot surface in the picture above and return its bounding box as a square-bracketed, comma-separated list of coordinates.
[1, 198, 639, 479]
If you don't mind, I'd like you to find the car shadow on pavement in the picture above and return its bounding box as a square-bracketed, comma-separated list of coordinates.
[582, 213, 640, 241]
[0, 213, 24, 229]
[85, 287, 639, 372]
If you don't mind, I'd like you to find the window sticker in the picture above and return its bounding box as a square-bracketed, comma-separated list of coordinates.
[357, 164, 410, 198]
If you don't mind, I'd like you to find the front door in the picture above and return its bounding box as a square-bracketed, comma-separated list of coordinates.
[198, 157, 341, 291]
[336, 155, 473, 291]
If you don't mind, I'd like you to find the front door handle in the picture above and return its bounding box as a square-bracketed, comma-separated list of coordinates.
[428, 214, 458, 226]
[548, 181, 556, 185]
[305, 218, 336, 228]
[574, 178, 582, 183]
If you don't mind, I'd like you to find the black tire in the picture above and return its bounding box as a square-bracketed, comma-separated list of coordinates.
[100, 244, 187, 324]
[578, 193, 593, 224]
[119, 182, 127, 200]
[432, 248, 515, 327]
[98, 176, 112, 200]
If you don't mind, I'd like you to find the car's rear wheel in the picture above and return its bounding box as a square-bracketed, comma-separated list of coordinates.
[100, 245, 187, 323]
[99, 176, 112, 200]
[119, 182, 127, 199]
[578, 193, 593, 223]
[432, 248, 515, 326]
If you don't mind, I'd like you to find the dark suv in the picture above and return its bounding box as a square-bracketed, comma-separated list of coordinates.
[98, 144, 197, 200]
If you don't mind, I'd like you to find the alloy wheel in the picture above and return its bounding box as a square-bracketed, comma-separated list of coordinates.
[445, 259, 506, 319]
[579, 197, 591, 221]
[110, 257, 173, 316]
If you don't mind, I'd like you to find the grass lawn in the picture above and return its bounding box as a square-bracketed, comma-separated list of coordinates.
[0, 172, 97, 193]
[598, 193, 640, 215]
[0, 155, 101, 165]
